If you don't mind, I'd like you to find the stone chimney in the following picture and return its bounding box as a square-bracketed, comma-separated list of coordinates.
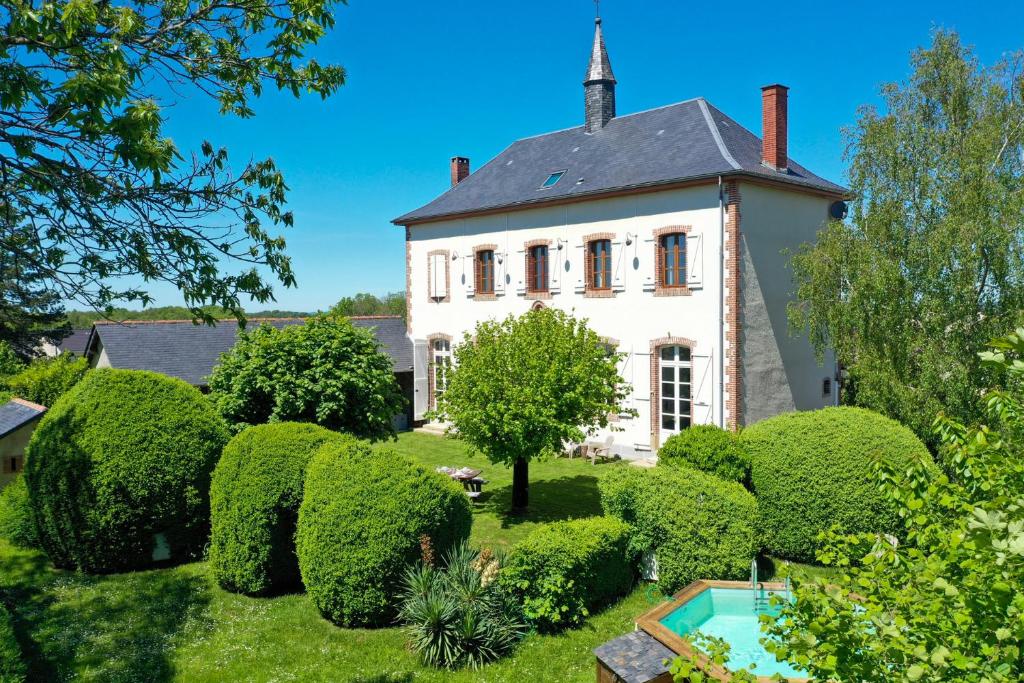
[450, 157, 470, 187]
[761, 84, 789, 171]
[584, 18, 616, 133]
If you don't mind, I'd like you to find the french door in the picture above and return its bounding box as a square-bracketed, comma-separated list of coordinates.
[659, 345, 692, 443]
[432, 338, 451, 410]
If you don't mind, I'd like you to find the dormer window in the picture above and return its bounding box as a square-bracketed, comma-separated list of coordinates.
[540, 171, 565, 189]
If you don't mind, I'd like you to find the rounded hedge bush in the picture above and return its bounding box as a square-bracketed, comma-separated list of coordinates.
[743, 406, 932, 563]
[658, 425, 750, 484]
[297, 441, 473, 627]
[501, 516, 634, 633]
[0, 477, 40, 549]
[24, 369, 229, 572]
[599, 465, 758, 594]
[209, 422, 347, 595]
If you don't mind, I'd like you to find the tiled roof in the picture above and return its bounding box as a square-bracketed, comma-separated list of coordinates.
[394, 98, 846, 224]
[85, 317, 413, 387]
[0, 398, 46, 439]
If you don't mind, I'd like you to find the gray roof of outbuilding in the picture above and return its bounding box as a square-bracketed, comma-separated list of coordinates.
[0, 398, 46, 439]
[56, 329, 91, 356]
[85, 317, 413, 387]
[394, 98, 846, 224]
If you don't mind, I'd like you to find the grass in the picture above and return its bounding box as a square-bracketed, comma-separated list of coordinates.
[0, 431, 640, 683]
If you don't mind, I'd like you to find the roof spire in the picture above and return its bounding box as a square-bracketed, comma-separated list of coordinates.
[583, 11, 616, 132]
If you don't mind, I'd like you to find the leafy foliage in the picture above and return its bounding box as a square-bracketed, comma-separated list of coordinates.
[744, 406, 932, 563]
[24, 369, 229, 572]
[5, 354, 88, 407]
[599, 466, 757, 593]
[0, 602, 25, 683]
[209, 422, 346, 595]
[400, 543, 526, 669]
[763, 329, 1024, 682]
[296, 440, 473, 627]
[0, 0, 347, 320]
[788, 31, 1024, 446]
[501, 517, 634, 633]
[209, 315, 405, 439]
[329, 292, 406, 320]
[0, 344, 23, 382]
[658, 425, 750, 484]
[433, 308, 631, 509]
[0, 476, 39, 550]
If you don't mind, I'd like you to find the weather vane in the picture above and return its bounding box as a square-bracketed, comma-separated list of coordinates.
[594, 0, 600, 19]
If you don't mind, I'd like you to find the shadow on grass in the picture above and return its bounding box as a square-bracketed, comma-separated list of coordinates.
[478, 474, 605, 529]
[0, 545, 211, 682]
[350, 674, 415, 683]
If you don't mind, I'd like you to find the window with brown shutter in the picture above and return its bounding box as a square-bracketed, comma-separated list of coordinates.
[658, 233, 686, 288]
[587, 239, 611, 290]
[475, 249, 495, 295]
[527, 245, 549, 293]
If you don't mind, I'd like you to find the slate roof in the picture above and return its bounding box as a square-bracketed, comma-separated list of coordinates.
[85, 317, 413, 387]
[0, 398, 46, 439]
[394, 98, 846, 224]
[56, 329, 91, 356]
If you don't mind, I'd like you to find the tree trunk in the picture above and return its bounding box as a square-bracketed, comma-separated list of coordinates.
[512, 457, 529, 510]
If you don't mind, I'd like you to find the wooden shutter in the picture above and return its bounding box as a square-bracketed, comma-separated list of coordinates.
[413, 340, 429, 420]
[687, 233, 703, 288]
[612, 239, 625, 291]
[429, 253, 447, 299]
[691, 351, 713, 424]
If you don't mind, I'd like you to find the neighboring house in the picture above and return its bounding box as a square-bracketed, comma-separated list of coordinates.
[394, 17, 844, 458]
[39, 329, 91, 358]
[0, 398, 46, 489]
[83, 317, 416, 430]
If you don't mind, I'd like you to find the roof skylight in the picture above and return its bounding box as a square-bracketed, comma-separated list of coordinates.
[540, 171, 565, 189]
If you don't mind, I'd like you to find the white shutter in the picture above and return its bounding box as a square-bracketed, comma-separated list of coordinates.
[574, 243, 585, 293]
[413, 339, 429, 420]
[633, 350, 652, 450]
[429, 254, 447, 299]
[550, 245, 562, 293]
[612, 240, 626, 291]
[464, 255, 474, 295]
[691, 351, 714, 425]
[495, 252, 506, 294]
[515, 249, 526, 295]
[618, 349, 634, 415]
[687, 233, 703, 289]
[642, 237, 656, 291]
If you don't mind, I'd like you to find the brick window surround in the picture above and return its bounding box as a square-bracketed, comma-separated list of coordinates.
[524, 238, 552, 299]
[426, 248, 450, 303]
[583, 232, 616, 298]
[426, 333, 453, 412]
[473, 244, 498, 300]
[649, 336, 697, 451]
[653, 225, 692, 297]
[724, 181, 742, 431]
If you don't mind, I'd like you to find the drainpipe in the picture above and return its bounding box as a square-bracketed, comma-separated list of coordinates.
[718, 176, 726, 429]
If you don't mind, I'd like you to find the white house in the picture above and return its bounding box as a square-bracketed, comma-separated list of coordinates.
[394, 18, 844, 458]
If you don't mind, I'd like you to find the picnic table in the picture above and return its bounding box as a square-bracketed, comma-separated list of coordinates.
[436, 466, 487, 499]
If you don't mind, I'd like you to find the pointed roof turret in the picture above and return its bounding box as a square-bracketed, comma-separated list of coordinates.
[583, 17, 616, 132]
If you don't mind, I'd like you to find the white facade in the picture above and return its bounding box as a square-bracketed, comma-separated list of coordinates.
[405, 180, 839, 459]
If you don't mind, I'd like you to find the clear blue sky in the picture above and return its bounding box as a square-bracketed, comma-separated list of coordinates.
[136, 0, 1024, 312]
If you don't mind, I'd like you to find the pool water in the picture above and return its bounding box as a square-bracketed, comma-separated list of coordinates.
[659, 588, 806, 679]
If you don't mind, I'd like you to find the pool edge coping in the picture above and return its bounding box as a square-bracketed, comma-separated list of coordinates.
[634, 579, 811, 683]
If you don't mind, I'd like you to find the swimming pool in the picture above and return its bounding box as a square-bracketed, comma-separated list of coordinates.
[636, 580, 808, 682]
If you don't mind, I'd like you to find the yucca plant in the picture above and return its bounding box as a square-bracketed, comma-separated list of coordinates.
[398, 542, 526, 669]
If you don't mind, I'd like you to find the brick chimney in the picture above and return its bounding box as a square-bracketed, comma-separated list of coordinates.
[450, 157, 470, 187]
[761, 84, 789, 171]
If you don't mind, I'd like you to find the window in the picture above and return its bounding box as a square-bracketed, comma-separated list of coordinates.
[588, 239, 612, 290]
[540, 171, 565, 189]
[527, 245, 549, 293]
[659, 233, 686, 287]
[823, 377, 832, 397]
[3, 455, 21, 474]
[432, 338, 452, 408]
[475, 250, 495, 294]
[659, 345, 692, 436]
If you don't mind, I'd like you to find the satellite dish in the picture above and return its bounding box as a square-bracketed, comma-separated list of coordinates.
[829, 201, 848, 220]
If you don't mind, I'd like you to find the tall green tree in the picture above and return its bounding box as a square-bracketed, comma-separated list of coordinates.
[1, 0, 347, 324]
[209, 315, 405, 440]
[1, 226, 68, 357]
[329, 292, 406, 320]
[433, 308, 630, 510]
[788, 31, 1024, 444]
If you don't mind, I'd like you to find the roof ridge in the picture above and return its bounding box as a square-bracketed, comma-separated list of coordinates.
[513, 97, 705, 143]
[93, 317, 308, 326]
[697, 99, 740, 171]
[10, 397, 47, 412]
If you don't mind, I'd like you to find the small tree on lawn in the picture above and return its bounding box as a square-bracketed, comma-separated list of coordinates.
[433, 308, 630, 510]
[209, 315, 405, 440]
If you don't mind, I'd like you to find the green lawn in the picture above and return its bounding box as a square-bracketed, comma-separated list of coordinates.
[0, 431, 643, 683]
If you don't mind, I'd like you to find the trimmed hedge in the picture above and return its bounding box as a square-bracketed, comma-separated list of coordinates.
[501, 516, 633, 633]
[209, 423, 347, 595]
[744, 406, 933, 563]
[297, 441, 473, 627]
[599, 465, 758, 593]
[658, 425, 750, 484]
[0, 603, 25, 683]
[0, 477, 39, 549]
[24, 369, 229, 572]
